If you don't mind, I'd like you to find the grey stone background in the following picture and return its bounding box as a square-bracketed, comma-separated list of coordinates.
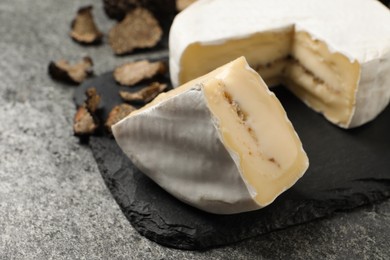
[0, 0, 389, 259]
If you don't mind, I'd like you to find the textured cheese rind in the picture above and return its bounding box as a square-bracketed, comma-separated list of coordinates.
[169, 0, 390, 128]
[113, 57, 308, 214]
[351, 51, 390, 127]
[113, 87, 260, 214]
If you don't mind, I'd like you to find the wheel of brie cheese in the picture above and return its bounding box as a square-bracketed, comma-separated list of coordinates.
[169, 0, 390, 128]
[113, 57, 309, 214]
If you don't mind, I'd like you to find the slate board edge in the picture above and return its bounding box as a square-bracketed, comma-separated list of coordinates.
[89, 137, 390, 250]
[130, 195, 390, 251]
[78, 69, 390, 250]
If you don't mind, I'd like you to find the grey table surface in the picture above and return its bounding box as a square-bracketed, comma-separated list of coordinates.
[0, 0, 389, 259]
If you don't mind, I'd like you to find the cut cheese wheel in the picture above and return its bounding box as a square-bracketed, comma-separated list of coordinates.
[169, 0, 390, 128]
[112, 57, 309, 214]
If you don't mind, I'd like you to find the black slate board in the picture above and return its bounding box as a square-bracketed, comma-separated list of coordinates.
[75, 72, 390, 250]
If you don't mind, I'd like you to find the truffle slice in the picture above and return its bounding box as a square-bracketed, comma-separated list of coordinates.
[85, 87, 101, 113]
[48, 57, 93, 84]
[73, 87, 101, 136]
[176, 0, 198, 11]
[120, 82, 167, 103]
[105, 104, 136, 132]
[108, 8, 162, 55]
[114, 60, 166, 86]
[70, 6, 103, 44]
[73, 106, 98, 136]
[103, 0, 176, 22]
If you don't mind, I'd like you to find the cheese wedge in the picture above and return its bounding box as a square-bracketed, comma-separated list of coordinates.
[113, 57, 309, 214]
[169, 0, 390, 128]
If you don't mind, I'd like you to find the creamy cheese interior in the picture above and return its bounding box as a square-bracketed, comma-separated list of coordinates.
[202, 59, 308, 205]
[178, 29, 361, 127]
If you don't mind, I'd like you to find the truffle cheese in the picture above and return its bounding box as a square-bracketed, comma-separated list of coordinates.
[169, 0, 390, 128]
[113, 57, 309, 214]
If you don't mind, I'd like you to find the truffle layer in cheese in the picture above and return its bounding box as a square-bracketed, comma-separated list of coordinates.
[169, 0, 390, 128]
[113, 57, 309, 214]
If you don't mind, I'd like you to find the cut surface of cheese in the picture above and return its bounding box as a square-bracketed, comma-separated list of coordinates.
[113, 57, 309, 214]
[169, 0, 390, 128]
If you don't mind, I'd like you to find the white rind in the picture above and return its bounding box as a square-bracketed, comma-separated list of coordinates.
[169, 0, 390, 128]
[350, 51, 390, 127]
[112, 87, 261, 214]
